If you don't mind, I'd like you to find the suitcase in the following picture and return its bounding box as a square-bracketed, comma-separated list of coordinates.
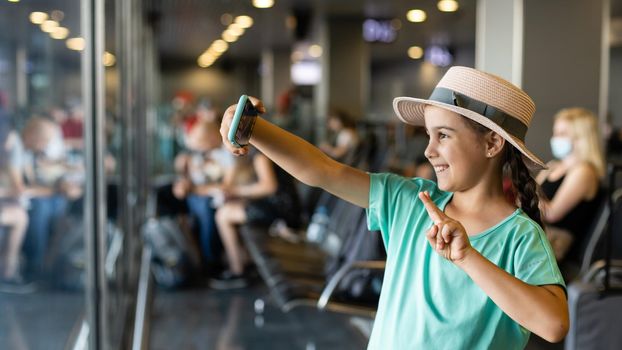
[565, 163, 622, 350]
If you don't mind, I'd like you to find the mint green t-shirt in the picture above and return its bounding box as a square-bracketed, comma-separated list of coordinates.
[366, 174, 565, 350]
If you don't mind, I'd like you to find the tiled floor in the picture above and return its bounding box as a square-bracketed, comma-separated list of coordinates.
[149, 282, 566, 350]
[0, 290, 83, 350]
[0, 284, 566, 350]
[149, 284, 368, 350]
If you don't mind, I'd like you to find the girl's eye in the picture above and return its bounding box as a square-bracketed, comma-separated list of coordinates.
[438, 132, 448, 139]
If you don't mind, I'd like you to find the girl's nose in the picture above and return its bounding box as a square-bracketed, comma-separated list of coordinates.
[424, 140, 436, 160]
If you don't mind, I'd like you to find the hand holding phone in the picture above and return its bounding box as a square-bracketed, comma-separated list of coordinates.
[228, 95, 258, 148]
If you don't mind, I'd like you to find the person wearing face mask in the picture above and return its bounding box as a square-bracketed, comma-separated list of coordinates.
[536, 107, 606, 262]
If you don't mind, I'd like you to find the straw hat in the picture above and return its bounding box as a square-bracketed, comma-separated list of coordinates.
[393, 66, 545, 170]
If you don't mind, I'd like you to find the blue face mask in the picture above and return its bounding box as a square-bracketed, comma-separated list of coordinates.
[550, 136, 573, 159]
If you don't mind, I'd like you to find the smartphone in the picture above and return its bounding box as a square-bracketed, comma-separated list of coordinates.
[228, 95, 258, 148]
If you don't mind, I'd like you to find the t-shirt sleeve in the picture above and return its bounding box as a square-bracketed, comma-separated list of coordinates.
[512, 223, 566, 291]
[366, 173, 385, 232]
[366, 173, 410, 245]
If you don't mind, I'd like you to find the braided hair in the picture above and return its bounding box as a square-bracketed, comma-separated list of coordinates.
[503, 146, 543, 227]
[463, 118, 543, 227]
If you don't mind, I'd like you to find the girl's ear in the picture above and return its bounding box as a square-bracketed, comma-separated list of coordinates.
[485, 131, 506, 158]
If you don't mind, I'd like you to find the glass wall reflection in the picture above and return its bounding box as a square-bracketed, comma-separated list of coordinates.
[0, 0, 86, 349]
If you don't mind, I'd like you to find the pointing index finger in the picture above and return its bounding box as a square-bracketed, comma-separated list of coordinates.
[418, 191, 446, 224]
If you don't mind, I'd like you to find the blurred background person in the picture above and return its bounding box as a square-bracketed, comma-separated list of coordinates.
[21, 117, 82, 279]
[209, 148, 302, 289]
[0, 105, 30, 291]
[270, 87, 298, 133]
[537, 107, 606, 262]
[387, 124, 434, 180]
[173, 120, 234, 271]
[319, 109, 360, 163]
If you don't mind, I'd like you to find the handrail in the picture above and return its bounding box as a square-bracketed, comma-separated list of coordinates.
[317, 260, 385, 310]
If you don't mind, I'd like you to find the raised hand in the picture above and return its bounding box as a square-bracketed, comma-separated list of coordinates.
[220, 96, 266, 157]
[418, 191, 474, 263]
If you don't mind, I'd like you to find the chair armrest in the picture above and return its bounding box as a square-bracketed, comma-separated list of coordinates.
[317, 260, 385, 310]
[581, 259, 622, 283]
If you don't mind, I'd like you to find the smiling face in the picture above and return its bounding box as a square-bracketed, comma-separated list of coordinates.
[423, 105, 490, 192]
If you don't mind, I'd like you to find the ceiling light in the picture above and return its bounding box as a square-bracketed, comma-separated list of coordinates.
[227, 24, 245, 36]
[103, 52, 116, 67]
[8, 0, 20, 3]
[222, 31, 238, 43]
[50, 27, 69, 39]
[198, 55, 215, 68]
[308, 45, 322, 58]
[206, 47, 222, 57]
[30, 12, 48, 24]
[438, 0, 459, 12]
[41, 20, 59, 33]
[212, 39, 228, 53]
[234, 15, 253, 29]
[253, 0, 274, 9]
[66, 37, 85, 51]
[406, 9, 427, 23]
[408, 46, 424, 59]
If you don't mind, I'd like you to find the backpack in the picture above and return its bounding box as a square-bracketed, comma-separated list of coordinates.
[142, 217, 199, 288]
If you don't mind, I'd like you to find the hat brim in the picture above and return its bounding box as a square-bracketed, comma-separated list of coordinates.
[393, 97, 546, 171]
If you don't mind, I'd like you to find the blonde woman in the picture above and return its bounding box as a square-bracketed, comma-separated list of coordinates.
[537, 107, 605, 261]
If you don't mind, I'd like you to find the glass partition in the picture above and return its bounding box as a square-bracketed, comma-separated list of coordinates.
[0, 0, 151, 349]
[0, 0, 87, 348]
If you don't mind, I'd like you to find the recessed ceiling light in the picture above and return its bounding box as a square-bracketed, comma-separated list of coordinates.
[253, 0, 274, 9]
[406, 9, 427, 23]
[103, 52, 116, 67]
[50, 27, 69, 39]
[222, 31, 238, 43]
[66, 37, 85, 51]
[438, 0, 459, 12]
[227, 24, 245, 36]
[198, 53, 216, 67]
[212, 39, 229, 53]
[30, 12, 48, 24]
[408, 46, 424, 59]
[41, 20, 59, 33]
[234, 15, 253, 29]
[308, 45, 322, 58]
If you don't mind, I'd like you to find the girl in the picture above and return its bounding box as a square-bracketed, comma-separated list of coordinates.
[219, 66, 568, 349]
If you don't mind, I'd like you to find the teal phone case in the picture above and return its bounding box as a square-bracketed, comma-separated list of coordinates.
[228, 95, 249, 148]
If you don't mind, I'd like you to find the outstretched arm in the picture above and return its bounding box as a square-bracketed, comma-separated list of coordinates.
[220, 97, 369, 208]
[419, 192, 569, 343]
